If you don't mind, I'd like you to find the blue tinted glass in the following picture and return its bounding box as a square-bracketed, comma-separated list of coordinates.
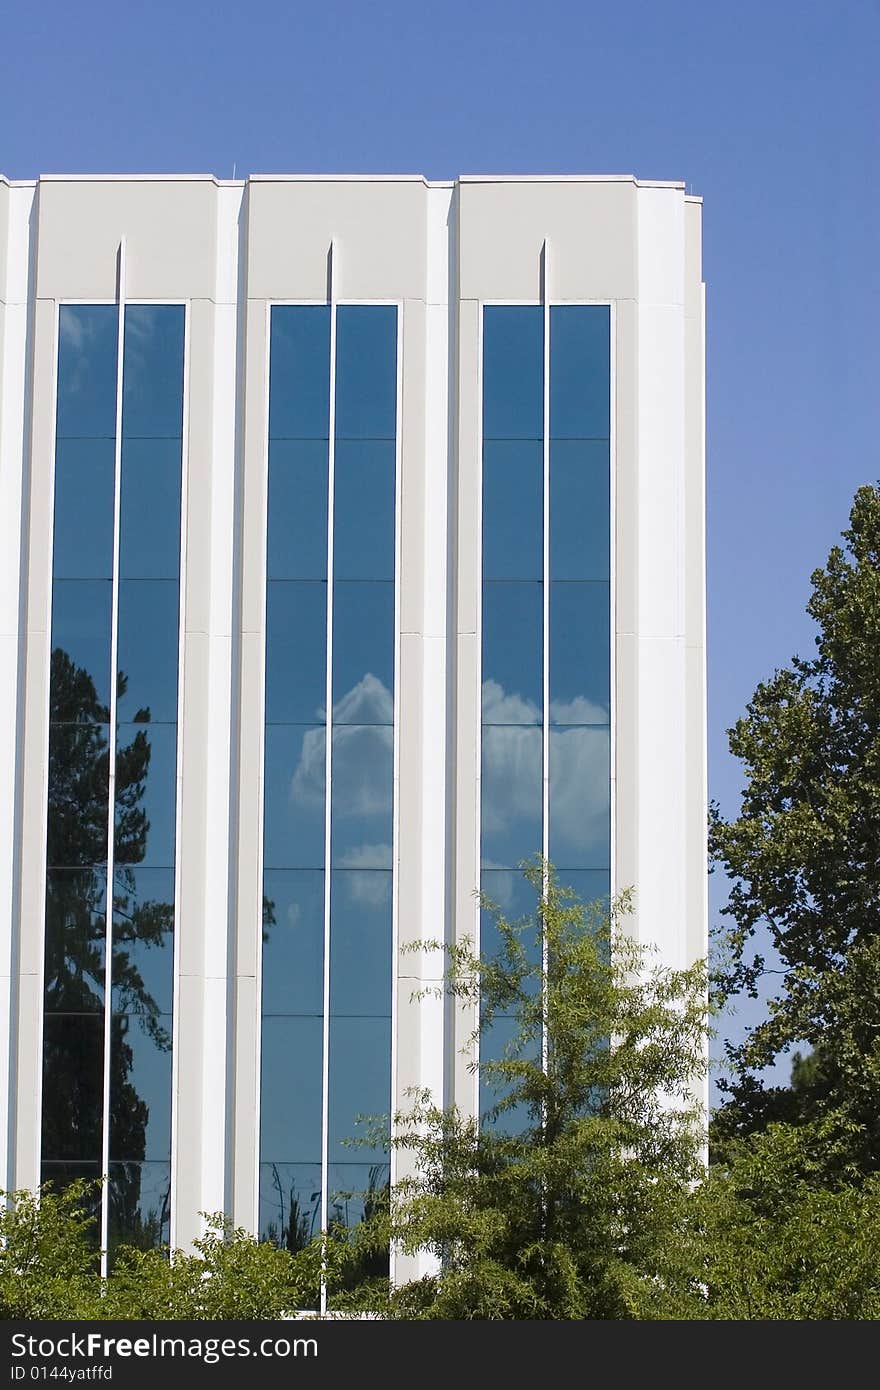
[481, 583, 542, 722]
[265, 583, 327, 724]
[549, 726, 611, 869]
[258, 1162, 323, 1248]
[330, 870, 391, 1017]
[46, 723, 109, 866]
[480, 725, 542, 869]
[50, 580, 112, 711]
[267, 441, 328, 580]
[482, 441, 542, 581]
[109, 1013, 172, 1160]
[116, 581, 179, 723]
[335, 306, 397, 440]
[328, 1163, 390, 1233]
[41, 1015, 104, 1160]
[549, 305, 610, 439]
[263, 725, 326, 869]
[550, 440, 609, 581]
[480, 1016, 539, 1135]
[555, 869, 611, 913]
[108, 1161, 171, 1252]
[119, 440, 182, 579]
[112, 867, 175, 1015]
[549, 582, 610, 722]
[480, 869, 541, 980]
[56, 306, 118, 440]
[122, 306, 185, 439]
[44, 868, 106, 1011]
[261, 870, 324, 1015]
[482, 306, 543, 440]
[332, 584, 394, 719]
[328, 1016, 391, 1162]
[333, 442, 395, 581]
[115, 723, 178, 868]
[330, 726, 393, 869]
[269, 307, 331, 440]
[53, 440, 115, 579]
[260, 1016, 323, 1163]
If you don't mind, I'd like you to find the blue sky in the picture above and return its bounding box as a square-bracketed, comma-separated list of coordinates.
[4, 0, 879, 1090]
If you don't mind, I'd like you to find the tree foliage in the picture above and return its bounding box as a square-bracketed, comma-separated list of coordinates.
[711, 484, 880, 1173]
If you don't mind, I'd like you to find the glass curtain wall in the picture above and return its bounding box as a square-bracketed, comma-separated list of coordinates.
[260, 304, 397, 1281]
[479, 303, 611, 1120]
[41, 302, 185, 1259]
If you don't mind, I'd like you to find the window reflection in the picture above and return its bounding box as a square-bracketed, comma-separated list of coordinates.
[116, 581, 180, 724]
[332, 585, 394, 715]
[263, 725, 326, 869]
[112, 867, 175, 1016]
[549, 305, 610, 439]
[329, 870, 392, 1017]
[108, 1161, 171, 1253]
[119, 441, 182, 580]
[333, 442, 395, 581]
[259, 1162, 323, 1252]
[482, 306, 543, 440]
[261, 871, 324, 1016]
[549, 440, 609, 581]
[47, 722, 110, 867]
[265, 583, 327, 725]
[56, 306, 118, 440]
[122, 306, 185, 439]
[51, 582, 113, 713]
[115, 723, 178, 868]
[479, 1017, 539, 1135]
[53, 440, 115, 579]
[108, 1013, 172, 1161]
[267, 441, 328, 580]
[330, 726, 393, 868]
[549, 582, 610, 721]
[269, 306, 331, 440]
[41, 1015, 104, 1160]
[548, 726, 611, 869]
[480, 725, 542, 869]
[327, 1162, 390, 1234]
[482, 441, 542, 580]
[334, 306, 397, 440]
[328, 1017, 391, 1163]
[260, 1016, 324, 1164]
[481, 584, 542, 721]
[44, 868, 106, 1011]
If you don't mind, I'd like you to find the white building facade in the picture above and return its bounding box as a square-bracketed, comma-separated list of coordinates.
[0, 173, 706, 1275]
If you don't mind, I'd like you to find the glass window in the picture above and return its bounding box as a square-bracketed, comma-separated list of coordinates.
[328, 1017, 391, 1163]
[327, 1162, 390, 1233]
[482, 306, 543, 440]
[119, 440, 182, 580]
[549, 582, 610, 722]
[548, 726, 611, 870]
[41, 1015, 104, 1161]
[333, 442, 395, 581]
[260, 1016, 323, 1164]
[330, 726, 393, 868]
[52, 440, 115, 580]
[329, 870, 392, 1017]
[50, 580, 113, 713]
[479, 1016, 539, 1135]
[46, 723, 110, 868]
[480, 868, 542, 999]
[267, 441, 328, 581]
[258, 1162, 323, 1250]
[482, 441, 543, 581]
[549, 440, 610, 581]
[549, 305, 610, 439]
[555, 869, 611, 914]
[331, 583, 394, 717]
[269, 307, 331, 440]
[112, 867, 175, 1016]
[261, 871, 324, 1016]
[109, 1013, 173, 1161]
[108, 1161, 171, 1253]
[44, 868, 106, 1012]
[122, 306, 185, 439]
[481, 583, 542, 722]
[114, 723, 178, 868]
[480, 725, 542, 870]
[265, 583, 327, 725]
[334, 306, 397, 440]
[116, 581, 180, 724]
[263, 725, 326, 869]
[56, 306, 118, 440]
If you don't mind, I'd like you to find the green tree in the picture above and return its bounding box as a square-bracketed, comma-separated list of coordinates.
[338, 861, 709, 1320]
[711, 484, 880, 1174]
